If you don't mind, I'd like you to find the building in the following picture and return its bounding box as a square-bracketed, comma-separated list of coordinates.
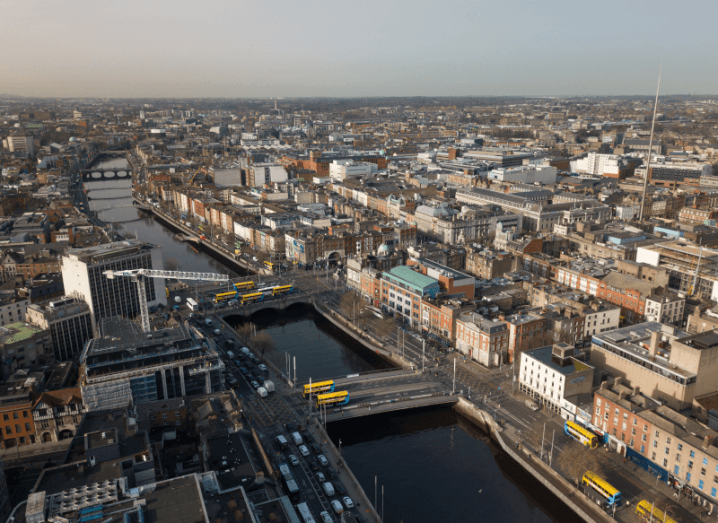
[32, 388, 86, 444]
[413, 203, 523, 244]
[61, 240, 166, 321]
[135, 397, 188, 432]
[503, 311, 547, 363]
[81, 317, 225, 411]
[26, 297, 97, 361]
[247, 163, 288, 188]
[488, 165, 557, 185]
[406, 257, 476, 299]
[588, 323, 718, 410]
[679, 207, 718, 225]
[329, 159, 378, 180]
[0, 294, 29, 327]
[4, 135, 35, 156]
[583, 302, 621, 338]
[380, 266, 441, 327]
[465, 247, 515, 280]
[0, 457, 8, 523]
[644, 291, 686, 325]
[638, 161, 713, 187]
[0, 322, 53, 379]
[455, 312, 509, 367]
[0, 375, 40, 448]
[518, 343, 595, 417]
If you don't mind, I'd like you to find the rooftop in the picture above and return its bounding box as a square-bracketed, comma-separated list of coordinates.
[383, 265, 439, 291]
[0, 321, 46, 345]
[524, 345, 592, 376]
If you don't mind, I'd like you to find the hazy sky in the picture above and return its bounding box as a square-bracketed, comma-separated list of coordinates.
[2, 0, 717, 98]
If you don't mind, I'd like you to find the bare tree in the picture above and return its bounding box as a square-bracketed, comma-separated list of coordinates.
[554, 442, 605, 483]
[250, 331, 275, 358]
[164, 257, 180, 271]
[235, 323, 253, 346]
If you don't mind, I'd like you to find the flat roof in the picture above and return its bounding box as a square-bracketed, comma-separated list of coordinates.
[383, 266, 439, 291]
[524, 345, 592, 376]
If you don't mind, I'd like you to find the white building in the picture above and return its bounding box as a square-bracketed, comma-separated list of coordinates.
[615, 205, 640, 221]
[519, 344, 595, 418]
[61, 240, 166, 321]
[209, 168, 242, 187]
[329, 160, 378, 181]
[645, 292, 685, 325]
[4, 136, 35, 157]
[573, 152, 622, 177]
[584, 304, 621, 338]
[248, 163, 288, 188]
[488, 165, 557, 185]
[0, 296, 29, 327]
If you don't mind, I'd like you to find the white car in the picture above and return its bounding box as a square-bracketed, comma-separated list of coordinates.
[319, 511, 333, 523]
[342, 496, 354, 509]
[318, 454, 329, 466]
[258, 364, 267, 372]
[299, 444, 310, 457]
[331, 499, 343, 515]
[288, 454, 299, 466]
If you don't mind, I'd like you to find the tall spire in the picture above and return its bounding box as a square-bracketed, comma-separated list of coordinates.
[638, 63, 663, 223]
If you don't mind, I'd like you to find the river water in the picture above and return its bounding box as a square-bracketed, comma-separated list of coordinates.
[84, 159, 566, 523]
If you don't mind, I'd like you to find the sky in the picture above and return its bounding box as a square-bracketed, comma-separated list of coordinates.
[1, 0, 717, 98]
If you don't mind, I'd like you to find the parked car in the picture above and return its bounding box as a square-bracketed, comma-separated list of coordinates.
[250, 381, 261, 390]
[343, 497, 354, 509]
[327, 468, 337, 479]
[331, 499, 343, 515]
[285, 422, 297, 432]
[309, 461, 319, 471]
[258, 364, 267, 372]
[312, 444, 321, 454]
[299, 445, 310, 457]
[288, 454, 299, 466]
[318, 454, 329, 466]
[319, 511, 333, 523]
[316, 472, 326, 482]
[333, 482, 346, 495]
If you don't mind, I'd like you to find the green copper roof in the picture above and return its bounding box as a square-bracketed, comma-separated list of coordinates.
[384, 266, 439, 290]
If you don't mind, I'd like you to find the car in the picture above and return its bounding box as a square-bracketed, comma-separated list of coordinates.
[239, 367, 249, 375]
[327, 468, 337, 479]
[285, 422, 297, 432]
[299, 445, 310, 457]
[318, 454, 329, 466]
[250, 381, 261, 390]
[333, 482, 346, 495]
[331, 499, 344, 515]
[342, 497, 354, 509]
[316, 472, 326, 482]
[257, 364, 267, 372]
[319, 511, 333, 523]
[288, 454, 299, 466]
[312, 444, 321, 454]
[309, 461, 319, 471]
[246, 373, 256, 382]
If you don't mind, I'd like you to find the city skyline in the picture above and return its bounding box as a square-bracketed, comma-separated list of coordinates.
[2, 0, 717, 98]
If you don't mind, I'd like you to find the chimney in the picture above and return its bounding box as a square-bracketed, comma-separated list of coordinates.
[614, 377, 622, 387]
[649, 331, 660, 357]
[703, 435, 713, 450]
[618, 391, 626, 401]
[632, 386, 640, 396]
[599, 381, 606, 391]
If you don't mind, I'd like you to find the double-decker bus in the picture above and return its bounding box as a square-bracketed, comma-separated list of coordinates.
[303, 380, 335, 398]
[214, 291, 237, 303]
[564, 420, 599, 449]
[273, 284, 293, 296]
[582, 471, 622, 507]
[186, 298, 200, 311]
[636, 500, 677, 523]
[240, 292, 264, 305]
[316, 390, 350, 408]
[165, 287, 169, 298]
[234, 281, 254, 292]
[295, 502, 315, 523]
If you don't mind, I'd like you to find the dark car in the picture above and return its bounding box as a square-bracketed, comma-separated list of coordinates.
[327, 468, 337, 480]
[333, 482, 346, 495]
[239, 367, 249, 375]
[309, 461, 319, 471]
[312, 444, 321, 454]
[285, 422, 297, 432]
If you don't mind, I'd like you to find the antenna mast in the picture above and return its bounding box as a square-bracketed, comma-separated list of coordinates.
[638, 63, 663, 223]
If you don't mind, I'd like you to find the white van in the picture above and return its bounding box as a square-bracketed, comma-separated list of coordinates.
[330, 499, 343, 515]
[275, 435, 289, 450]
[291, 431, 303, 446]
[257, 387, 268, 398]
[240, 347, 250, 356]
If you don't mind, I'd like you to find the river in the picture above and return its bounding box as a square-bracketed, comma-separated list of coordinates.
[83, 159, 565, 523]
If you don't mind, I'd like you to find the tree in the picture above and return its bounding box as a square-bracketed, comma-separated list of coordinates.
[376, 317, 396, 339]
[235, 323, 254, 345]
[250, 331, 275, 358]
[554, 442, 605, 483]
[164, 257, 180, 271]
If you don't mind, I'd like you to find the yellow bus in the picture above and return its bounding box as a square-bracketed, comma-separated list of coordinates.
[316, 390, 350, 407]
[582, 471, 622, 506]
[165, 287, 169, 298]
[564, 420, 599, 449]
[303, 380, 335, 398]
[264, 261, 275, 271]
[636, 500, 677, 523]
[240, 292, 264, 304]
[214, 291, 237, 303]
[234, 281, 254, 291]
[273, 284, 293, 296]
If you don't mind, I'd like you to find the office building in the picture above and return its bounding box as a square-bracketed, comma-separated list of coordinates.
[519, 343, 595, 417]
[380, 266, 441, 328]
[247, 163, 288, 188]
[0, 322, 53, 379]
[488, 165, 557, 185]
[81, 317, 225, 411]
[61, 240, 166, 321]
[26, 297, 97, 361]
[4, 135, 35, 157]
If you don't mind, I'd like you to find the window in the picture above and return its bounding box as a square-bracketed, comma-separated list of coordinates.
[24, 423, 30, 431]
[655, 430, 660, 438]
[640, 445, 645, 454]
[2, 414, 7, 422]
[666, 437, 671, 444]
[712, 487, 717, 498]
[665, 447, 670, 455]
[150, 415, 156, 421]
[642, 434, 647, 442]
[663, 458, 668, 467]
[687, 473, 692, 482]
[175, 411, 180, 417]
[14, 425, 20, 433]
[702, 468, 707, 477]
[675, 466, 681, 475]
[12, 412, 18, 420]
[678, 444, 683, 451]
[704, 458, 709, 466]
[23, 411, 28, 418]
[652, 452, 656, 460]
[691, 450, 696, 458]
[677, 454, 681, 462]
[653, 440, 658, 448]
[699, 480, 705, 490]
[5, 427, 10, 435]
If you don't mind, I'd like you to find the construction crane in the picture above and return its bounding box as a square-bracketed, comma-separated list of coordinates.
[104, 269, 229, 332]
